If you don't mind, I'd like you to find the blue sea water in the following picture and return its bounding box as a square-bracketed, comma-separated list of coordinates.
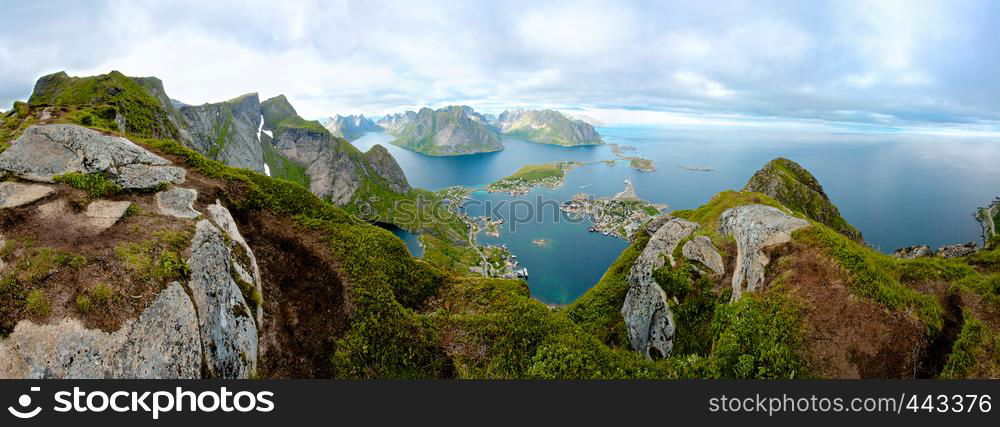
[353, 126, 1000, 305]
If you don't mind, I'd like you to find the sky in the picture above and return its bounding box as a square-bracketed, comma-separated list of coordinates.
[1, 0, 999, 133]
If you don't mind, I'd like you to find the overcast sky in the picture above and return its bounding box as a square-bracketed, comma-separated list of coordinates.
[1, 0, 998, 132]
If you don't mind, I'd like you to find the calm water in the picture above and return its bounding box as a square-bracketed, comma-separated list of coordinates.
[353, 127, 1000, 304]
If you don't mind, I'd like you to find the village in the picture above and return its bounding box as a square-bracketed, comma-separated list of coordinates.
[560, 179, 667, 240]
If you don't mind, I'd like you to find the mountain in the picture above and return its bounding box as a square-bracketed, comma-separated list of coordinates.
[323, 114, 381, 141]
[496, 109, 602, 146]
[178, 93, 266, 173]
[743, 157, 863, 241]
[15, 71, 411, 207]
[377, 106, 503, 156]
[260, 95, 410, 205]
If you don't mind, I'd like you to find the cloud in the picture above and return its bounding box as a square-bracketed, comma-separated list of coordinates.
[0, 0, 997, 130]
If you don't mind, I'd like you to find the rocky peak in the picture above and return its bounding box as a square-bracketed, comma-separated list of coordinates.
[324, 114, 382, 141]
[178, 93, 265, 173]
[364, 144, 411, 194]
[743, 157, 863, 242]
[261, 95, 298, 131]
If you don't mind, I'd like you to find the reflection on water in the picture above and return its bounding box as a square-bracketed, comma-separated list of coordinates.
[354, 127, 1000, 304]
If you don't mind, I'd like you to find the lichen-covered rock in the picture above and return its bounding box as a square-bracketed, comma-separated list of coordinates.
[0, 124, 185, 189]
[682, 235, 725, 276]
[643, 214, 674, 234]
[156, 187, 200, 219]
[621, 218, 698, 359]
[206, 200, 263, 323]
[891, 245, 934, 259]
[0, 282, 201, 379]
[0, 182, 55, 209]
[83, 200, 132, 232]
[187, 220, 258, 378]
[937, 242, 978, 259]
[719, 204, 809, 300]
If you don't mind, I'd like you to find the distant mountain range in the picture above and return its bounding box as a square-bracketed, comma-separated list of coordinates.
[372, 106, 602, 156]
[323, 114, 381, 141]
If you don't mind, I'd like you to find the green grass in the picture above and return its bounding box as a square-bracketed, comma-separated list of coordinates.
[564, 231, 650, 347]
[506, 163, 565, 181]
[53, 172, 122, 197]
[940, 313, 1000, 378]
[26, 289, 50, 316]
[115, 229, 193, 284]
[708, 291, 807, 379]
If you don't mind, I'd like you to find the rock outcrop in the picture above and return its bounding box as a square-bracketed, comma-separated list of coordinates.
[0, 282, 201, 379]
[0, 182, 55, 209]
[364, 144, 411, 194]
[622, 218, 698, 359]
[324, 114, 381, 141]
[937, 242, 978, 259]
[270, 125, 368, 205]
[179, 93, 265, 172]
[156, 187, 200, 219]
[206, 200, 263, 324]
[744, 158, 862, 242]
[719, 204, 809, 301]
[682, 236, 725, 276]
[187, 220, 258, 378]
[379, 106, 503, 156]
[496, 109, 603, 146]
[0, 124, 185, 189]
[891, 245, 934, 259]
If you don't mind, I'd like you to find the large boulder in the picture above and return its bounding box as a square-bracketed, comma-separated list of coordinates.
[682, 235, 725, 276]
[0, 182, 55, 209]
[187, 219, 258, 378]
[891, 245, 934, 259]
[937, 242, 978, 259]
[0, 124, 185, 189]
[0, 282, 201, 379]
[719, 204, 809, 301]
[621, 218, 698, 359]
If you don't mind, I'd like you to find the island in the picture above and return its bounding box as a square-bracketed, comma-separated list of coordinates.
[678, 165, 715, 172]
[560, 179, 667, 240]
[497, 109, 603, 146]
[486, 161, 584, 196]
[624, 156, 656, 172]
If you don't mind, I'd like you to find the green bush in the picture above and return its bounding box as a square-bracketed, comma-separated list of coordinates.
[53, 172, 121, 198]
